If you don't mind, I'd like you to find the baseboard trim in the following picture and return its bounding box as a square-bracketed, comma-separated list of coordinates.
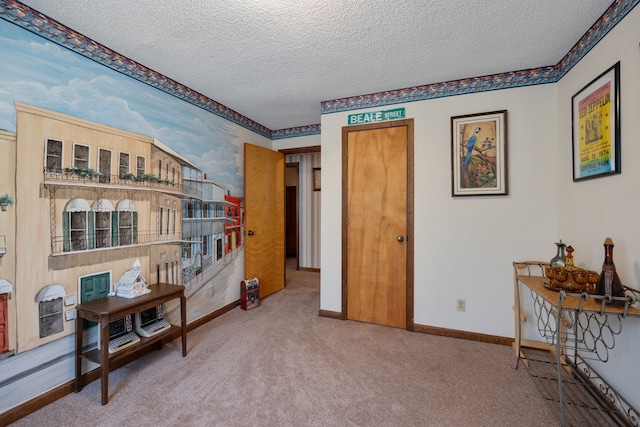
[317, 314, 512, 346]
[0, 299, 241, 425]
[318, 309, 344, 320]
[187, 300, 240, 332]
[298, 267, 320, 273]
[0, 380, 75, 426]
[413, 323, 513, 346]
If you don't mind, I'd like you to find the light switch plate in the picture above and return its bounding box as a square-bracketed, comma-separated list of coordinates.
[64, 295, 75, 306]
[65, 309, 77, 321]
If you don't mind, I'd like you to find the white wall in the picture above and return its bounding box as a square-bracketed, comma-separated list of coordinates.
[321, 84, 558, 335]
[555, 5, 640, 409]
[321, 4, 640, 411]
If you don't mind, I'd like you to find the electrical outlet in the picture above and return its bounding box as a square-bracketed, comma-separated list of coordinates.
[65, 309, 77, 321]
[456, 299, 466, 312]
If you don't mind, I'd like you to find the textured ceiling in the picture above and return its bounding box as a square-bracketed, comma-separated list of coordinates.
[17, 0, 614, 131]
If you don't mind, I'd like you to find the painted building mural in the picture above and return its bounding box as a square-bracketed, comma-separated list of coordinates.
[0, 15, 259, 412]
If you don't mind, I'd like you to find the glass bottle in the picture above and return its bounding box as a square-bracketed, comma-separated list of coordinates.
[595, 237, 626, 301]
[565, 245, 574, 270]
[550, 240, 567, 267]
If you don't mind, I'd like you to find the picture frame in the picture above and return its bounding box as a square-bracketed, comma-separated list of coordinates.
[313, 167, 321, 191]
[571, 62, 620, 181]
[451, 110, 508, 197]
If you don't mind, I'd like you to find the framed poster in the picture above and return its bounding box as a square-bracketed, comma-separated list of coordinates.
[451, 110, 508, 196]
[572, 62, 620, 181]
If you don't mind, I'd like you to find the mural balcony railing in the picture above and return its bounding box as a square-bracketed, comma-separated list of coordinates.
[43, 168, 183, 194]
[50, 230, 184, 255]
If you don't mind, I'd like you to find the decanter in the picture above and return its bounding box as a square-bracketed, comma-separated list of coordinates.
[550, 240, 567, 267]
[595, 237, 626, 301]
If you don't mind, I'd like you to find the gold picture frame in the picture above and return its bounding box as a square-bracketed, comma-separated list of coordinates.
[451, 110, 508, 197]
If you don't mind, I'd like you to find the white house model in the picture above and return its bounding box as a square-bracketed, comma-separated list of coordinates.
[114, 258, 150, 298]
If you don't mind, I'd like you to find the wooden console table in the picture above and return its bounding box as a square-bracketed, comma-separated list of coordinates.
[513, 262, 640, 426]
[75, 283, 186, 405]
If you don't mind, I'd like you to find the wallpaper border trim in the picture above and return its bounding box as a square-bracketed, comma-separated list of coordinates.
[2, 0, 638, 136]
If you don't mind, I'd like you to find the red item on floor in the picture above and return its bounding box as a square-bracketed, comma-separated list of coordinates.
[240, 278, 260, 310]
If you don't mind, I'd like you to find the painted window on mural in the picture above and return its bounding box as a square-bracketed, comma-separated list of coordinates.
[203, 234, 208, 256]
[115, 199, 137, 246]
[136, 155, 146, 178]
[119, 211, 133, 245]
[173, 209, 176, 235]
[95, 211, 111, 248]
[70, 211, 88, 251]
[45, 139, 63, 173]
[183, 239, 192, 260]
[119, 152, 130, 176]
[166, 207, 171, 235]
[98, 149, 111, 184]
[38, 298, 63, 338]
[73, 144, 89, 169]
[216, 238, 223, 261]
[62, 199, 137, 252]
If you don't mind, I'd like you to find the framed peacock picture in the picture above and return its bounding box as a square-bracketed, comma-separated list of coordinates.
[451, 110, 508, 197]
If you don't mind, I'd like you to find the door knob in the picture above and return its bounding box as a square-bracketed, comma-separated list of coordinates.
[396, 235, 404, 243]
[247, 230, 254, 236]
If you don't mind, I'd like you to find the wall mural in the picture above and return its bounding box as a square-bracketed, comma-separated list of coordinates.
[0, 21, 244, 196]
[0, 18, 255, 411]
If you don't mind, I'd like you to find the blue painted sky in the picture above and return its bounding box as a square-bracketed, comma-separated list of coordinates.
[0, 20, 244, 196]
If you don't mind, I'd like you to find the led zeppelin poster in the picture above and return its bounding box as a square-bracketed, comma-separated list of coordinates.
[572, 62, 620, 181]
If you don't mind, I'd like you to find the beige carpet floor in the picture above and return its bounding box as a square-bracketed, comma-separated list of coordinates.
[11, 266, 558, 426]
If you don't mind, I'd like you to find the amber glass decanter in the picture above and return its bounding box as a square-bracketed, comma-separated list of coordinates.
[595, 237, 626, 302]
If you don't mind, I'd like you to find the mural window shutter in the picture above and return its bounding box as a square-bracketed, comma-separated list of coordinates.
[62, 211, 70, 252]
[111, 211, 119, 247]
[133, 211, 138, 244]
[87, 211, 95, 250]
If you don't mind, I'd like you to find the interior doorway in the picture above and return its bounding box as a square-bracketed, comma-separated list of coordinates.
[279, 146, 321, 275]
[342, 119, 414, 330]
[285, 163, 299, 270]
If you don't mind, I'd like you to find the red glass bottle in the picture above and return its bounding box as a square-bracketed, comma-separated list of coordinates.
[595, 237, 626, 302]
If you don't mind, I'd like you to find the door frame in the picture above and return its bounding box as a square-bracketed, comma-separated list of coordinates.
[285, 162, 300, 270]
[341, 119, 415, 330]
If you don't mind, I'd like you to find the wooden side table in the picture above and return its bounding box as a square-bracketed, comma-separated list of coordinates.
[75, 283, 186, 405]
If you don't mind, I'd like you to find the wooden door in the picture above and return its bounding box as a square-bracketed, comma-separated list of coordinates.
[343, 120, 414, 329]
[244, 143, 285, 298]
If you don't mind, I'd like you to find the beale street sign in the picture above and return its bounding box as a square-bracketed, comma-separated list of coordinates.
[347, 108, 405, 125]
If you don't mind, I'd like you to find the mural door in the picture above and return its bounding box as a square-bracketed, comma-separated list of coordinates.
[0, 294, 7, 353]
[80, 272, 110, 303]
[244, 143, 285, 298]
[343, 120, 414, 329]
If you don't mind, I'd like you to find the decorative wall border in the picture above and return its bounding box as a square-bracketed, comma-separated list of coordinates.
[321, 0, 639, 114]
[1, 0, 637, 138]
[0, 0, 276, 138]
[272, 124, 321, 140]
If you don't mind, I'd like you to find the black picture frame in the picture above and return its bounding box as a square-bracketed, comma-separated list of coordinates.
[571, 62, 621, 181]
